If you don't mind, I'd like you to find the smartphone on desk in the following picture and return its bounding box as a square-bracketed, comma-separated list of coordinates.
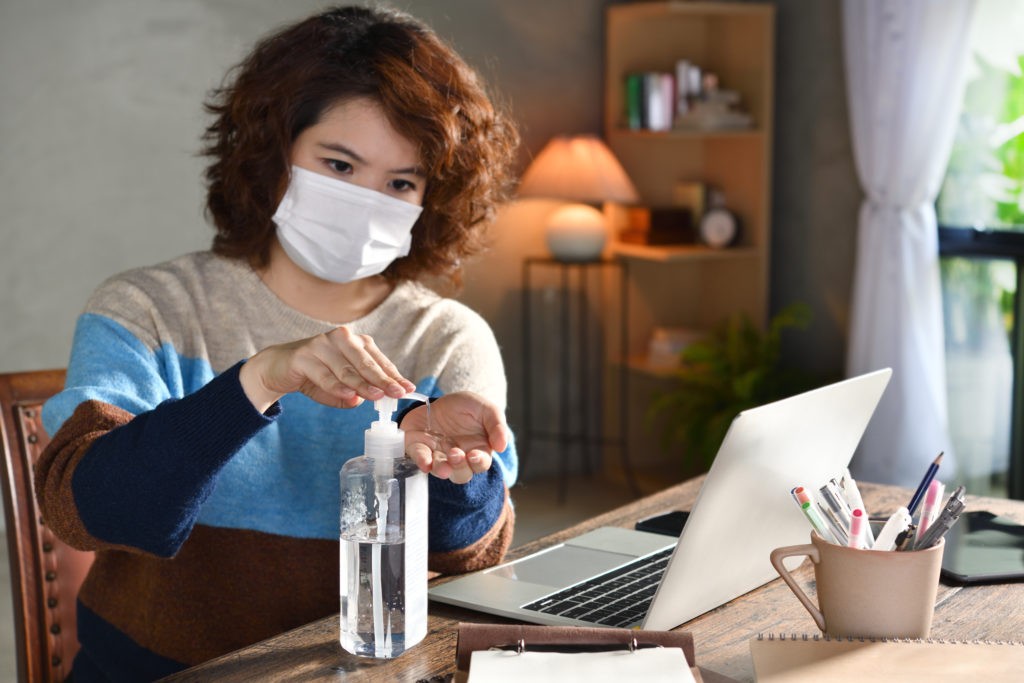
[635, 510, 690, 537]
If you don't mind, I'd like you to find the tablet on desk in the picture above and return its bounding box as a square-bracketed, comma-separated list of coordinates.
[940, 510, 1024, 584]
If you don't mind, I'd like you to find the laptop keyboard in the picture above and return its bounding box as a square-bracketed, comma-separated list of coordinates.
[522, 547, 673, 627]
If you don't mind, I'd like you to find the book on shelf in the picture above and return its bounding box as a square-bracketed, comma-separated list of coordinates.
[623, 71, 674, 132]
[622, 60, 754, 133]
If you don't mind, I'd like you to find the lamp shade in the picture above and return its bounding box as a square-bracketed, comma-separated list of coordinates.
[518, 135, 639, 204]
[519, 135, 638, 261]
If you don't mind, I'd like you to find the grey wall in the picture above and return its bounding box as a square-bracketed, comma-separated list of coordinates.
[0, 0, 606, 367]
[0, 0, 860, 454]
[0, 0, 290, 368]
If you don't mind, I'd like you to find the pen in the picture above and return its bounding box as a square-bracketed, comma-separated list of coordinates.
[863, 516, 875, 548]
[819, 482, 852, 530]
[872, 506, 912, 551]
[915, 485, 966, 550]
[800, 501, 837, 543]
[839, 473, 876, 547]
[907, 451, 944, 517]
[839, 468, 866, 514]
[895, 524, 917, 551]
[916, 480, 944, 539]
[815, 492, 849, 545]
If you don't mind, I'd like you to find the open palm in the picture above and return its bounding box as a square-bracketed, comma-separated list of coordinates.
[401, 391, 508, 484]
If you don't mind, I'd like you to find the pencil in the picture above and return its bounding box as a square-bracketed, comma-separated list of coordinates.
[907, 451, 943, 517]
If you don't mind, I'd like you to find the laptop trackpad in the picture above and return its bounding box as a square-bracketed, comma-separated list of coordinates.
[486, 544, 634, 588]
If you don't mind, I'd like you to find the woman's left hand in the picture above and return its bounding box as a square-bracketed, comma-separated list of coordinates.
[401, 392, 509, 484]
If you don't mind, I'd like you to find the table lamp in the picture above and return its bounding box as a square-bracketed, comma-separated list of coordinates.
[518, 135, 639, 262]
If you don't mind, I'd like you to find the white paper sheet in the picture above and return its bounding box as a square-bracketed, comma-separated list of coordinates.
[467, 646, 696, 682]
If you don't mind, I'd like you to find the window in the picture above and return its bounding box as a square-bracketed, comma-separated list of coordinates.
[937, 0, 1024, 498]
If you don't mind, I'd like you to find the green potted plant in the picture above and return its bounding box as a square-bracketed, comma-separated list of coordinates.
[647, 303, 824, 473]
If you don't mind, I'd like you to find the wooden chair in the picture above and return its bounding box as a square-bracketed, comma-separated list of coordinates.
[0, 370, 94, 682]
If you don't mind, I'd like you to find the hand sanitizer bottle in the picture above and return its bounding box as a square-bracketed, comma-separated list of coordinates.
[339, 395, 428, 658]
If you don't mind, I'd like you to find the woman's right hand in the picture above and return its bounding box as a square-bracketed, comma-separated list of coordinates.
[238, 327, 416, 413]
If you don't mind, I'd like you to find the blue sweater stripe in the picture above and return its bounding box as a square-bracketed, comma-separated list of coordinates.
[72, 362, 275, 556]
[48, 312, 510, 550]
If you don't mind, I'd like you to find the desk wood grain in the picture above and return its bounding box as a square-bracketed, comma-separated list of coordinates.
[160, 478, 1024, 682]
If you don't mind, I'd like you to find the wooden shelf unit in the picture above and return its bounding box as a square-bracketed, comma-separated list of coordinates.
[605, 0, 775, 355]
[601, 1, 776, 471]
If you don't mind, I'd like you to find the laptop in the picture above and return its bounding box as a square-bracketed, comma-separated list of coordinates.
[429, 368, 892, 631]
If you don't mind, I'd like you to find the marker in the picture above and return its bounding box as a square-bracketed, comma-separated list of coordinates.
[800, 501, 837, 544]
[848, 508, 868, 548]
[873, 507, 912, 551]
[907, 452, 943, 517]
[917, 480, 944, 539]
[792, 486, 812, 506]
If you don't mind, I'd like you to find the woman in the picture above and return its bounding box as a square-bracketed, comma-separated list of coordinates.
[35, 6, 520, 680]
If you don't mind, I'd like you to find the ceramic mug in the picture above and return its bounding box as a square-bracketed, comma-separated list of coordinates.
[770, 532, 945, 638]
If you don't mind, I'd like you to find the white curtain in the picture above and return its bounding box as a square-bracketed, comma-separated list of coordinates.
[843, 0, 976, 487]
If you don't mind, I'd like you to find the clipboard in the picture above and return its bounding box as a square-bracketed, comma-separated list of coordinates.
[454, 623, 739, 683]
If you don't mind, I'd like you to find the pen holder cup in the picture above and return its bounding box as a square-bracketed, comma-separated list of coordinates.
[770, 532, 944, 639]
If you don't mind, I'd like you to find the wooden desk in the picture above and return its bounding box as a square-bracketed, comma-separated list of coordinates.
[161, 478, 1024, 682]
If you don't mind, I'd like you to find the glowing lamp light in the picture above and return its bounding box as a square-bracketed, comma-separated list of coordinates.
[518, 135, 639, 262]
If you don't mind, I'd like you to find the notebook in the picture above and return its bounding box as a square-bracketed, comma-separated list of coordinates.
[429, 368, 892, 631]
[456, 624, 699, 683]
[749, 633, 1024, 682]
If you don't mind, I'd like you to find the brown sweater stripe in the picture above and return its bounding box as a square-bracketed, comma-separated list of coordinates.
[78, 524, 338, 665]
[428, 489, 515, 575]
[79, 505, 514, 665]
[35, 399, 137, 552]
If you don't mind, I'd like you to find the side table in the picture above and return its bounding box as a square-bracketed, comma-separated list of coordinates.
[520, 257, 640, 501]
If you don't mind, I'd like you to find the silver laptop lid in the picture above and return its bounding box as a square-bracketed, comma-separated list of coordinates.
[643, 367, 892, 630]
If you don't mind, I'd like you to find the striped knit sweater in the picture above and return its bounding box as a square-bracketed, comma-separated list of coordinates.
[36, 251, 517, 681]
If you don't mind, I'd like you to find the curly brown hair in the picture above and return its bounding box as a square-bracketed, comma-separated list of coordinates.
[202, 5, 519, 284]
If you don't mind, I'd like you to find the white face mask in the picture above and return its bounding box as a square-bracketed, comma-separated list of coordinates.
[272, 165, 423, 283]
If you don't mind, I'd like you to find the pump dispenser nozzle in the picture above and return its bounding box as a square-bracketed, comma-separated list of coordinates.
[365, 398, 403, 460]
[365, 392, 430, 460]
[372, 397, 399, 432]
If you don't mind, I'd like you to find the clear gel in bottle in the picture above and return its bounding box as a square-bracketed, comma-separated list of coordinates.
[339, 394, 428, 658]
